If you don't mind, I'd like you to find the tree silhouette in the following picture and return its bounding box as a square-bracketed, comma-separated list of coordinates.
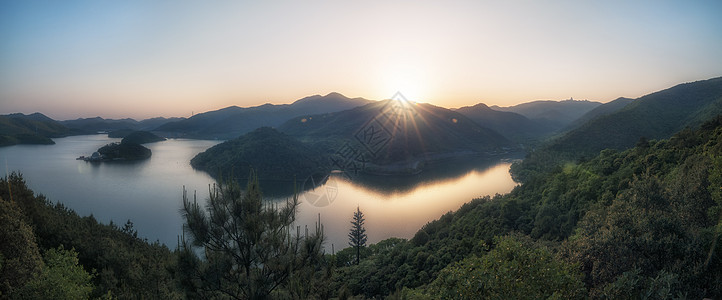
[178, 171, 325, 299]
[348, 206, 367, 265]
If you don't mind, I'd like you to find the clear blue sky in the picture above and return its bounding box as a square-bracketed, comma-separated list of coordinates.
[1, 0, 721, 119]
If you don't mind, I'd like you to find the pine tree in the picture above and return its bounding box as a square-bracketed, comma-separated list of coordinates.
[348, 206, 367, 265]
[178, 170, 325, 299]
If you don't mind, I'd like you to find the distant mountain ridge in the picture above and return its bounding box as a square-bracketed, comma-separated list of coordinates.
[548, 77, 722, 154]
[454, 103, 558, 144]
[561, 97, 635, 132]
[60, 116, 184, 134]
[155, 92, 373, 139]
[279, 99, 515, 170]
[491, 99, 602, 130]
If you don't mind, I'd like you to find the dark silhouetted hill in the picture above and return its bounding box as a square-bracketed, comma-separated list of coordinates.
[97, 142, 152, 161]
[119, 131, 166, 144]
[279, 100, 514, 169]
[454, 103, 557, 144]
[0, 113, 75, 146]
[191, 127, 326, 181]
[155, 92, 373, 139]
[491, 99, 601, 130]
[562, 97, 635, 132]
[61, 116, 184, 134]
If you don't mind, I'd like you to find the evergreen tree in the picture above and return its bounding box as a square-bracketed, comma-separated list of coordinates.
[0, 197, 43, 296]
[178, 170, 325, 299]
[348, 206, 368, 265]
[19, 246, 95, 299]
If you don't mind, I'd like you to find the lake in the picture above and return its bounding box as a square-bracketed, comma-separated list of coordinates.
[0, 135, 519, 250]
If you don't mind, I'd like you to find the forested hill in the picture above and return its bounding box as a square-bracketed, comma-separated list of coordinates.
[279, 99, 514, 165]
[551, 76, 722, 155]
[190, 127, 326, 181]
[515, 76, 722, 182]
[454, 103, 558, 144]
[330, 115, 722, 298]
[0, 174, 180, 298]
[0, 113, 75, 146]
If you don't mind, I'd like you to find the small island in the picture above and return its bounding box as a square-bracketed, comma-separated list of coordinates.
[77, 131, 162, 162]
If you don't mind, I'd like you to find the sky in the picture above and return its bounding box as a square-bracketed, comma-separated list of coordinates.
[1, 1, 721, 120]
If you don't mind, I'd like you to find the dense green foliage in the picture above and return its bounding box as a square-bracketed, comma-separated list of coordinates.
[424, 235, 585, 299]
[0, 113, 75, 146]
[191, 127, 327, 181]
[98, 142, 152, 160]
[0, 174, 181, 299]
[0, 196, 43, 296]
[516, 77, 722, 182]
[18, 246, 95, 299]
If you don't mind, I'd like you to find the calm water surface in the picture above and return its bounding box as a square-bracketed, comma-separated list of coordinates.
[1, 135, 519, 249]
[292, 161, 518, 251]
[1, 135, 220, 246]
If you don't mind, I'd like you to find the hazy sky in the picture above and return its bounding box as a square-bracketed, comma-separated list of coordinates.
[1, 1, 721, 120]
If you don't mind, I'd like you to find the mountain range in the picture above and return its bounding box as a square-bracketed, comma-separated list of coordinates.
[453, 103, 557, 144]
[4, 76, 722, 177]
[154, 92, 373, 139]
[279, 100, 513, 164]
[548, 77, 722, 155]
[60, 116, 185, 134]
[491, 99, 602, 129]
[514, 76, 722, 182]
[193, 99, 518, 181]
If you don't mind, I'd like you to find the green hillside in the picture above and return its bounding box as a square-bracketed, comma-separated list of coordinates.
[515, 76, 722, 182]
[0, 174, 180, 298]
[0, 113, 74, 146]
[550, 77, 722, 155]
[190, 127, 326, 181]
